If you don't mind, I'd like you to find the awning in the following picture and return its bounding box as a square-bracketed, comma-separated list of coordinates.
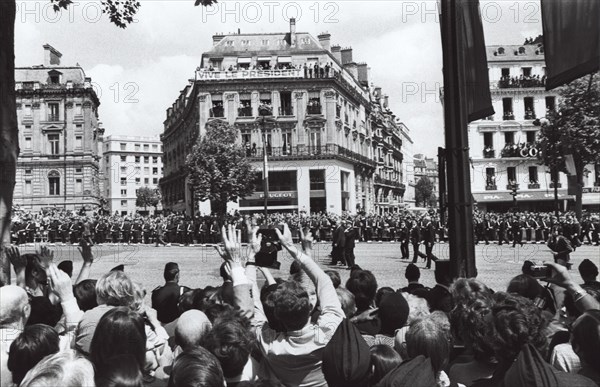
[308, 91, 320, 99]
[258, 56, 272, 62]
[239, 93, 251, 100]
[473, 189, 574, 203]
[237, 57, 251, 64]
[278, 56, 292, 63]
[211, 94, 223, 101]
[582, 192, 600, 205]
[260, 92, 271, 99]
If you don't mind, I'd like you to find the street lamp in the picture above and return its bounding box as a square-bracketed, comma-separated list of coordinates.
[258, 104, 274, 220]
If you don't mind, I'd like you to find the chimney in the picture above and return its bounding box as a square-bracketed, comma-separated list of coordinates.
[383, 95, 389, 108]
[344, 62, 358, 79]
[318, 32, 331, 51]
[43, 44, 62, 66]
[331, 45, 342, 63]
[341, 47, 353, 65]
[212, 33, 225, 46]
[357, 63, 369, 87]
[290, 18, 297, 47]
[374, 86, 382, 100]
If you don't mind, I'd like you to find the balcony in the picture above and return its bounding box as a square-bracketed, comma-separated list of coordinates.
[549, 182, 562, 188]
[503, 113, 515, 120]
[238, 106, 253, 117]
[497, 77, 545, 89]
[528, 183, 540, 189]
[485, 184, 497, 191]
[524, 111, 536, 120]
[374, 175, 405, 190]
[47, 114, 60, 122]
[483, 148, 495, 158]
[501, 143, 538, 158]
[245, 144, 376, 169]
[336, 105, 341, 118]
[210, 107, 224, 118]
[307, 104, 322, 115]
[279, 106, 294, 116]
[506, 183, 519, 190]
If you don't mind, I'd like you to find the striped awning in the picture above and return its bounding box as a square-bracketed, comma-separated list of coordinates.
[237, 57, 251, 64]
[258, 56, 272, 61]
[278, 56, 292, 63]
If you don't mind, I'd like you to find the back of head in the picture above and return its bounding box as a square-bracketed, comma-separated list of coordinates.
[507, 274, 542, 301]
[0, 285, 30, 328]
[96, 270, 135, 307]
[379, 292, 410, 335]
[7, 324, 60, 385]
[406, 315, 451, 374]
[95, 354, 143, 387]
[488, 292, 549, 364]
[336, 287, 356, 318]
[202, 319, 255, 379]
[19, 349, 95, 387]
[264, 280, 311, 332]
[168, 347, 224, 387]
[324, 270, 341, 289]
[579, 259, 599, 280]
[175, 310, 212, 351]
[90, 306, 146, 371]
[403, 293, 430, 325]
[434, 261, 452, 286]
[449, 297, 495, 362]
[405, 263, 420, 282]
[450, 278, 492, 306]
[346, 270, 378, 312]
[375, 287, 395, 308]
[74, 279, 98, 312]
[571, 310, 600, 372]
[164, 262, 180, 282]
[369, 344, 402, 386]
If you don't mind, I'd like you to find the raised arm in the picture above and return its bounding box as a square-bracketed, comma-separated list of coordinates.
[6, 246, 26, 288]
[545, 262, 600, 312]
[75, 240, 94, 285]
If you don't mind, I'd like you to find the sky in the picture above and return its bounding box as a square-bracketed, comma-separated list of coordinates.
[15, 0, 543, 156]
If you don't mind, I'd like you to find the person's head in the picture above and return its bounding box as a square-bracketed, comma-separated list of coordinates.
[324, 270, 341, 289]
[178, 289, 197, 313]
[369, 344, 402, 386]
[95, 354, 143, 387]
[175, 310, 212, 351]
[449, 297, 495, 362]
[375, 287, 395, 308]
[74, 279, 98, 312]
[405, 263, 420, 283]
[96, 270, 135, 307]
[7, 324, 60, 385]
[434, 261, 453, 286]
[130, 282, 147, 314]
[24, 254, 47, 286]
[450, 278, 492, 307]
[168, 347, 224, 387]
[0, 285, 30, 329]
[346, 270, 378, 312]
[335, 287, 357, 318]
[506, 274, 544, 301]
[403, 293, 430, 325]
[164, 262, 180, 283]
[487, 292, 549, 364]
[406, 315, 451, 375]
[378, 292, 410, 335]
[289, 260, 302, 276]
[202, 318, 255, 379]
[263, 280, 311, 332]
[571, 310, 600, 372]
[521, 260, 535, 276]
[90, 306, 146, 372]
[579, 259, 599, 282]
[19, 349, 95, 387]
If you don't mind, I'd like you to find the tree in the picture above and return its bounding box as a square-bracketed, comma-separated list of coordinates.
[536, 73, 600, 220]
[136, 186, 161, 212]
[415, 176, 435, 207]
[186, 120, 258, 217]
[0, 0, 216, 285]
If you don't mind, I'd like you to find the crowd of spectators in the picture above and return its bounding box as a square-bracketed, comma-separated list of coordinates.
[498, 74, 546, 88]
[1, 217, 599, 387]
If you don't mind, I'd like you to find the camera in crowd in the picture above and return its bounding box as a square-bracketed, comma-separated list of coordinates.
[255, 224, 284, 269]
[530, 265, 552, 279]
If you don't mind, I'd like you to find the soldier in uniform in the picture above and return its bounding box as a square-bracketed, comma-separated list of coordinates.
[48, 217, 59, 243]
[121, 217, 132, 244]
[398, 219, 410, 259]
[60, 219, 70, 244]
[69, 219, 80, 244]
[132, 218, 143, 244]
[95, 218, 107, 244]
[410, 218, 422, 264]
[110, 219, 120, 243]
[154, 219, 167, 246]
[142, 219, 153, 244]
[512, 215, 524, 247]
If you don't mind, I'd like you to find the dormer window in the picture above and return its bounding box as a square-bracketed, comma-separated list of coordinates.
[261, 39, 269, 45]
[48, 70, 62, 84]
[518, 46, 526, 54]
[226, 40, 234, 46]
[241, 40, 250, 46]
[497, 47, 505, 55]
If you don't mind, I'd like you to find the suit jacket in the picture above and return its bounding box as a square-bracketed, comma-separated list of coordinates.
[332, 226, 346, 247]
[344, 228, 356, 249]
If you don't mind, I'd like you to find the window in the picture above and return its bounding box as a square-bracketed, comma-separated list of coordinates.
[25, 169, 32, 175]
[121, 200, 127, 206]
[281, 131, 292, 154]
[226, 40, 234, 46]
[121, 189, 127, 196]
[135, 156, 140, 163]
[48, 134, 60, 155]
[75, 124, 82, 130]
[261, 39, 269, 45]
[135, 177, 141, 184]
[75, 136, 82, 148]
[120, 156, 127, 162]
[143, 144, 149, 151]
[120, 177, 127, 186]
[507, 167, 517, 183]
[152, 167, 158, 175]
[152, 144, 158, 150]
[49, 74, 60, 84]
[546, 96, 556, 111]
[48, 171, 60, 195]
[75, 179, 82, 193]
[153, 178, 158, 184]
[529, 166, 538, 183]
[280, 91, 293, 116]
[522, 67, 532, 77]
[504, 132, 515, 145]
[502, 98, 513, 118]
[135, 144, 140, 151]
[47, 103, 59, 121]
[524, 97, 535, 119]
[144, 156, 149, 163]
[120, 143, 127, 151]
[120, 166, 127, 174]
[74, 103, 82, 115]
[211, 97, 224, 117]
[25, 180, 32, 195]
[518, 46, 525, 54]
[241, 39, 250, 46]
[144, 178, 149, 184]
[24, 104, 32, 116]
[486, 168, 496, 187]
[483, 132, 493, 148]
[501, 68, 510, 77]
[144, 167, 150, 174]
[76, 168, 82, 173]
[310, 170, 325, 190]
[24, 137, 32, 149]
[152, 156, 158, 163]
[526, 131, 536, 143]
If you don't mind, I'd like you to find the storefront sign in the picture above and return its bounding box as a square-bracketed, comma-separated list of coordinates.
[582, 187, 600, 194]
[197, 69, 302, 80]
[258, 191, 297, 199]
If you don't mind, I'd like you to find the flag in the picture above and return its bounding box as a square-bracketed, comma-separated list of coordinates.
[541, 0, 600, 90]
[454, 0, 495, 122]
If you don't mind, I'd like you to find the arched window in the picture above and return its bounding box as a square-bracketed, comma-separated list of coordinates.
[48, 170, 60, 196]
[497, 47, 505, 55]
[518, 46, 525, 54]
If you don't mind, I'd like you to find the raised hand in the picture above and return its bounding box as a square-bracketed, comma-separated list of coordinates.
[47, 264, 74, 302]
[37, 246, 54, 269]
[216, 224, 243, 265]
[299, 228, 314, 253]
[6, 246, 26, 272]
[275, 223, 294, 249]
[249, 224, 263, 255]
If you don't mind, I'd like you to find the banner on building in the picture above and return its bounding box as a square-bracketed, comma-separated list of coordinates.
[197, 69, 302, 81]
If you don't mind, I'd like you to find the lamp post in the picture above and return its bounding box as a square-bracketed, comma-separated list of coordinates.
[258, 105, 273, 220]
